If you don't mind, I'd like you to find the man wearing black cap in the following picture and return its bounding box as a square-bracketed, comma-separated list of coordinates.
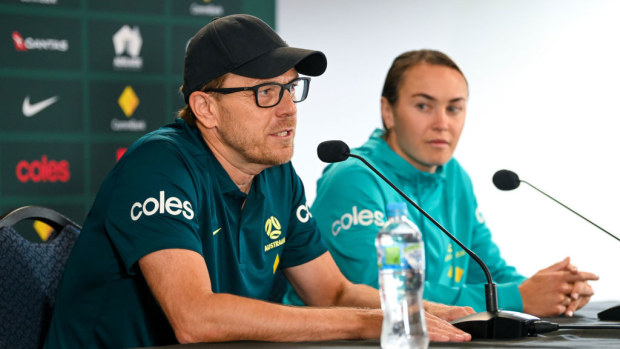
[44, 15, 472, 348]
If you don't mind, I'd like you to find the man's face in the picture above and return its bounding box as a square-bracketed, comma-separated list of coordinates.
[382, 63, 468, 173]
[211, 69, 299, 167]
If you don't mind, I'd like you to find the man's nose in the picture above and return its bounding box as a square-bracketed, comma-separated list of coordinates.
[276, 89, 297, 115]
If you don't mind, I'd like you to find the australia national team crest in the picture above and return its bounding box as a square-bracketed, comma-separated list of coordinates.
[265, 216, 281, 239]
[264, 216, 285, 252]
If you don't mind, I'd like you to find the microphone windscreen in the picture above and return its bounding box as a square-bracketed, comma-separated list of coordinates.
[493, 169, 521, 190]
[317, 140, 350, 163]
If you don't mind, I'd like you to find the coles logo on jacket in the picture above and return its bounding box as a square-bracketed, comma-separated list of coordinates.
[331, 206, 385, 236]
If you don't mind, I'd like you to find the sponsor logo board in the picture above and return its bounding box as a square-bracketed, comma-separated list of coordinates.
[112, 25, 143, 70]
[1, 142, 84, 196]
[88, 20, 164, 74]
[0, 15, 81, 70]
[89, 81, 165, 135]
[170, 0, 242, 17]
[89, 142, 133, 194]
[22, 95, 59, 117]
[0, 77, 82, 132]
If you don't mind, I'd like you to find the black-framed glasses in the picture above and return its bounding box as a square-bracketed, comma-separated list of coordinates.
[204, 77, 311, 108]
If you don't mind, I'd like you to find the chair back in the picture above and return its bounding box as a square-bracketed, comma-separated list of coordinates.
[0, 206, 81, 349]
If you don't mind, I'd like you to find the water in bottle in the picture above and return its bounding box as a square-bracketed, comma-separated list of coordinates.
[376, 202, 428, 349]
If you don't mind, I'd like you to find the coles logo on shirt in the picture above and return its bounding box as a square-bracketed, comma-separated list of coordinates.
[331, 206, 385, 236]
[296, 202, 312, 223]
[130, 190, 194, 221]
[475, 207, 485, 224]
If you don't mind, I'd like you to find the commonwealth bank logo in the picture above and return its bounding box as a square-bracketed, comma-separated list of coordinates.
[265, 216, 281, 240]
[118, 86, 139, 117]
[112, 86, 146, 132]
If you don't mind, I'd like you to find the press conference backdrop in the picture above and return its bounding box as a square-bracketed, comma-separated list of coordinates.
[0, 0, 275, 234]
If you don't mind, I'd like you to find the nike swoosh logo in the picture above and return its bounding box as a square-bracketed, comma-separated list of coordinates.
[212, 227, 222, 236]
[22, 95, 59, 117]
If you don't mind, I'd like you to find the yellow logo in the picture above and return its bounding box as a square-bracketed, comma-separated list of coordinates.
[118, 86, 139, 117]
[447, 266, 465, 283]
[34, 220, 53, 241]
[265, 216, 281, 239]
[273, 254, 280, 274]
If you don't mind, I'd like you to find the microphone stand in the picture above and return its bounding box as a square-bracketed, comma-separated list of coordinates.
[520, 179, 620, 243]
[347, 153, 540, 339]
[501, 174, 620, 320]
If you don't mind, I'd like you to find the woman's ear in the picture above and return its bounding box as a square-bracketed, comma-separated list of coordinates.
[381, 96, 395, 131]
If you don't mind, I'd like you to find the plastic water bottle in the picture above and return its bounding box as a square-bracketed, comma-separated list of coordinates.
[376, 202, 428, 349]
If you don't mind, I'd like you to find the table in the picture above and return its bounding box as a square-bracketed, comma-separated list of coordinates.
[144, 301, 620, 348]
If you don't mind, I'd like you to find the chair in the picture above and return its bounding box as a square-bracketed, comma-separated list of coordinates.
[0, 206, 81, 349]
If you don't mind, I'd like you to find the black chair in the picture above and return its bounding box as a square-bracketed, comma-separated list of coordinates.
[0, 206, 81, 349]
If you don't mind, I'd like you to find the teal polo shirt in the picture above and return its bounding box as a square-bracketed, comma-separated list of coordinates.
[45, 119, 327, 348]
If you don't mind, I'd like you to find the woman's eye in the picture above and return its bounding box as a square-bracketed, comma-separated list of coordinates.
[447, 106, 462, 113]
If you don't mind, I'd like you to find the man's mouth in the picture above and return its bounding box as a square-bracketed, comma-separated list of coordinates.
[272, 129, 292, 137]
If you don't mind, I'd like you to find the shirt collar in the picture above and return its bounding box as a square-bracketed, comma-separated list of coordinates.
[186, 121, 265, 199]
[364, 128, 447, 186]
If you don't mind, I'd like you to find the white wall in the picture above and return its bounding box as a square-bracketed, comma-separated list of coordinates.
[277, 0, 620, 302]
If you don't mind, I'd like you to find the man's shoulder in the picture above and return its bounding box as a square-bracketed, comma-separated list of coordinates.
[137, 121, 203, 152]
[122, 121, 207, 166]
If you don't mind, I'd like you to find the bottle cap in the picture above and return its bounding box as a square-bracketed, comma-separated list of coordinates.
[386, 202, 406, 218]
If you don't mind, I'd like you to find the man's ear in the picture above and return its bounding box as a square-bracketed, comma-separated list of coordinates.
[189, 91, 218, 128]
[381, 96, 395, 130]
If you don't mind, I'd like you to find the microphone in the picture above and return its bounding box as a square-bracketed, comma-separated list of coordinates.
[492, 169, 619, 243]
[318, 140, 540, 339]
[492, 169, 520, 191]
[317, 140, 350, 163]
[493, 169, 620, 320]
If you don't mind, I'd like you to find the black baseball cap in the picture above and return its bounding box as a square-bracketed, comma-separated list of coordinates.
[182, 14, 327, 103]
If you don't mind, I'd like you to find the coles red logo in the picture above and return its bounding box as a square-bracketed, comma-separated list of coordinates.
[15, 155, 71, 183]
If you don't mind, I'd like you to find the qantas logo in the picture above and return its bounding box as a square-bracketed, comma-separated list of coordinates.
[12, 31, 68, 52]
[130, 191, 194, 221]
[22, 95, 59, 117]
